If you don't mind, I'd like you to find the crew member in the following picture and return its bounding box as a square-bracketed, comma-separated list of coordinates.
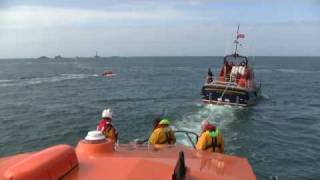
[96, 108, 118, 143]
[196, 120, 224, 153]
[206, 68, 213, 83]
[148, 118, 176, 145]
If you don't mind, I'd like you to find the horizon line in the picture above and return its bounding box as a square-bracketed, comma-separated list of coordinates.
[0, 55, 319, 60]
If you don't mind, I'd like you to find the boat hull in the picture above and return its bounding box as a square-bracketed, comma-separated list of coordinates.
[201, 84, 260, 106]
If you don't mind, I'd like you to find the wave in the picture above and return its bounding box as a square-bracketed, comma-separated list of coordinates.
[171, 104, 240, 147]
[46, 62, 77, 65]
[19, 76, 38, 80]
[261, 92, 270, 100]
[175, 104, 237, 133]
[275, 69, 320, 74]
[0, 80, 15, 87]
[26, 74, 99, 85]
[0, 79, 14, 83]
[98, 94, 193, 104]
[256, 69, 273, 73]
[256, 68, 320, 74]
[0, 74, 99, 87]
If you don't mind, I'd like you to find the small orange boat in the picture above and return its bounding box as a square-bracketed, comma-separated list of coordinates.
[101, 70, 115, 77]
[0, 130, 256, 180]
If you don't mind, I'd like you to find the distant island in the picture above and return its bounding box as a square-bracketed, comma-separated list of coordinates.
[53, 55, 62, 60]
[38, 56, 49, 59]
[54, 55, 62, 60]
[35, 55, 122, 60]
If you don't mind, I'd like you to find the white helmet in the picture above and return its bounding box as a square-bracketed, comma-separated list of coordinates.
[201, 119, 209, 131]
[102, 108, 112, 119]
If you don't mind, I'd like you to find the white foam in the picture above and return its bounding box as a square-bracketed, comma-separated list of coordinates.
[173, 104, 239, 147]
[0, 74, 98, 87]
[175, 104, 237, 134]
[29, 74, 98, 84]
[276, 69, 319, 74]
[0, 79, 15, 87]
[0, 80, 13, 83]
[257, 68, 320, 74]
[261, 93, 270, 99]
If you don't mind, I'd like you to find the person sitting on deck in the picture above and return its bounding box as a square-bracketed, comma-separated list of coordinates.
[196, 120, 224, 153]
[96, 108, 118, 143]
[148, 118, 176, 145]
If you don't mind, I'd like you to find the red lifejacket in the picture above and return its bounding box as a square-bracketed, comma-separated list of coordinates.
[244, 69, 251, 80]
[202, 124, 216, 133]
[97, 118, 118, 142]
[219, 66, 225, 76]
[97, 118, 111, 132]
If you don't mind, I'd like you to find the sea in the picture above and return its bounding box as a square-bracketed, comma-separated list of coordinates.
[0, 56, 319, 179]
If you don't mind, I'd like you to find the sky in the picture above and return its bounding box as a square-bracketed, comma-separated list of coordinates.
[0, 0, 319, 58]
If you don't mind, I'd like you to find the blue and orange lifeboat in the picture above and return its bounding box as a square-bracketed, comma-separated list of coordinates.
[201, 53, 261, 106]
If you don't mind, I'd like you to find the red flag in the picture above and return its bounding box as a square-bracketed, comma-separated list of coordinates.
[237, 33, 245, 39]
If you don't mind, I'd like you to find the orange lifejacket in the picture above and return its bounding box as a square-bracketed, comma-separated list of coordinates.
[238, 78, 246, 87]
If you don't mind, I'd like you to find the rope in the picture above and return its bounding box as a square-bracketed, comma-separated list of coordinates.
[216, 74, 232, 105]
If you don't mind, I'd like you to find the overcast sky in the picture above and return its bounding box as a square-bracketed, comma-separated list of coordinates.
[0, 0, 319, 58]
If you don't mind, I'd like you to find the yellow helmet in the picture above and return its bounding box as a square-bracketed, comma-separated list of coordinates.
[159, 119, 170, 125]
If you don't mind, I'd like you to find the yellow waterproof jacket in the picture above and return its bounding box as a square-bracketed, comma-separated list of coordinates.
[196, 131, 224, 153]
[102, 125, 118, 143]
[148, 126, 176, 145]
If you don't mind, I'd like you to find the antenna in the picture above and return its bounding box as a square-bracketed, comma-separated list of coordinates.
[234, 24, 240, 55]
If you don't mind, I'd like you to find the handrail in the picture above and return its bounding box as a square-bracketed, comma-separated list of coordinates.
[204, 81, 251, 91]
[205, 80, 237, 85]
[174, 130, 199, 149]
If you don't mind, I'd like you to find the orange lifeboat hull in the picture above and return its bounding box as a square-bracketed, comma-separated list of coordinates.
[0, 141, 256, 180]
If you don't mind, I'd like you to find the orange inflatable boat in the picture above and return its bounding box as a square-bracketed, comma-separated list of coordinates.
[0, 131, 256, 180]
[101, 70, 115, 77]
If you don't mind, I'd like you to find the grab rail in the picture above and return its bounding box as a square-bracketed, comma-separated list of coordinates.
[174, 130, 199, 149]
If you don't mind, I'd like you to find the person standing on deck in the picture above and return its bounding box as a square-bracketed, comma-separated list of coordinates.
[96, 108, 118, 143]
[148, 118, 176, 145]
[196, 120, 224, 153]
[206, 68, 213, 84]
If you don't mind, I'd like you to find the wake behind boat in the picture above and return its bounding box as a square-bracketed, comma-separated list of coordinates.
[201, 25, 261, 107]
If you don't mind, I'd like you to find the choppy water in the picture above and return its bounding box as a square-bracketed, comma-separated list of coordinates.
[0, 57, 319, 179]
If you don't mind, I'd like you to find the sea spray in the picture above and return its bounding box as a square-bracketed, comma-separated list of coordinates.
[175, 104, 237, 132]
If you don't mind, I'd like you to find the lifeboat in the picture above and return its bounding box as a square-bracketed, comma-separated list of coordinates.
[201, 25, 261, 107]
[0, 130, 256, 180]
